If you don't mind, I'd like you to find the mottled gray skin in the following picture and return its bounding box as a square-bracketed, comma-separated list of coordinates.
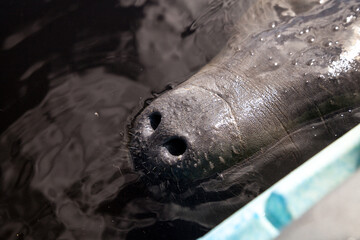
[130, 0, 360, 186]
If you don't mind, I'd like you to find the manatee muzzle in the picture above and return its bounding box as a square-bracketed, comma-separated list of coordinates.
[129, 85, 241, 185]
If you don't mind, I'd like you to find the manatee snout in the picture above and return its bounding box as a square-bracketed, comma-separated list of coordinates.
[130, 85, 241, 184]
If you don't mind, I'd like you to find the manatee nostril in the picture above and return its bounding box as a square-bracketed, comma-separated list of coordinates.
[163, 137, 187, 156]
[149, 112, 161, 130]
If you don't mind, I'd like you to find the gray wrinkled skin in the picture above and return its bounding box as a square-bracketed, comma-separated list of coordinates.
[130, 0, 360, 186]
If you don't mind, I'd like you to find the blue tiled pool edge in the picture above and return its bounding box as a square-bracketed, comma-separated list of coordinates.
[199, 124, 360, 240]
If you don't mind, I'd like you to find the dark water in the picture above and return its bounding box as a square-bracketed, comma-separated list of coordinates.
[0, 0, 236, 239]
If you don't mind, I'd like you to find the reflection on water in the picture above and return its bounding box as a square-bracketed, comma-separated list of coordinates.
[0, 0, 232, 239]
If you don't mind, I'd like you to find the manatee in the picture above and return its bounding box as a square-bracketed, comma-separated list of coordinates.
[130, 0, 360, 188]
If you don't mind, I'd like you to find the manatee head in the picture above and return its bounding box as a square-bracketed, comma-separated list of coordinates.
[129, 83, 244, 185]
[129, 0, 360, 189]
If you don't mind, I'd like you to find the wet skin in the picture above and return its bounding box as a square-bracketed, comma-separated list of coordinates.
[130, 0, 360, 187]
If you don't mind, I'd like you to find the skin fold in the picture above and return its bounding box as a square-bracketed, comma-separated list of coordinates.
[130, 0, 360, 189]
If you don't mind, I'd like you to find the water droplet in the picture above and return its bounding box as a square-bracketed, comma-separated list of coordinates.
[352, 6, 360, 12]
[324, 40, 333, 47]
[292, 61, 298, 66]
[270, 21, 277, 28]
[334, 134, 338, 137]
[218, 173, 224, 180]
[94, 112, 99, 117]
[276, 32, 281, 38]
[194, 163, 198, 167]
[318, 74, 325, 79]
[299, 30, 304, 35]
[274, 62, 279, 66]
[335, 41, 339, 44]
[305, 27, 310, 33]
[341, 114, 344, 117]
[311, 126, 315, 129]
[307, 59, 316, 66]
[332, 25, 340, 31]
[269, 56, 273, 60]
[289, 52, 293, 56]
[344, 14, 356, 24]
[348, 109, 352, 113]
[307, 36, 315, 43]
[260, 37, 265, 42]
[250, 51, 254, 56]
[314, 134, 317, 137]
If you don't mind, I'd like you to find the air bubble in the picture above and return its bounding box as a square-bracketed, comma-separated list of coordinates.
[332, 25, 340, 31]
[299, 30, 304, 35]
[348, 109, 352, 113]
[250, 51, 255, 56]
[276, 33, 281, 38]
[341, 114, 344, 117]
[269, 56, 273, 60]
[273, 62, 279, 66]
[260, 37, 265, 42]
